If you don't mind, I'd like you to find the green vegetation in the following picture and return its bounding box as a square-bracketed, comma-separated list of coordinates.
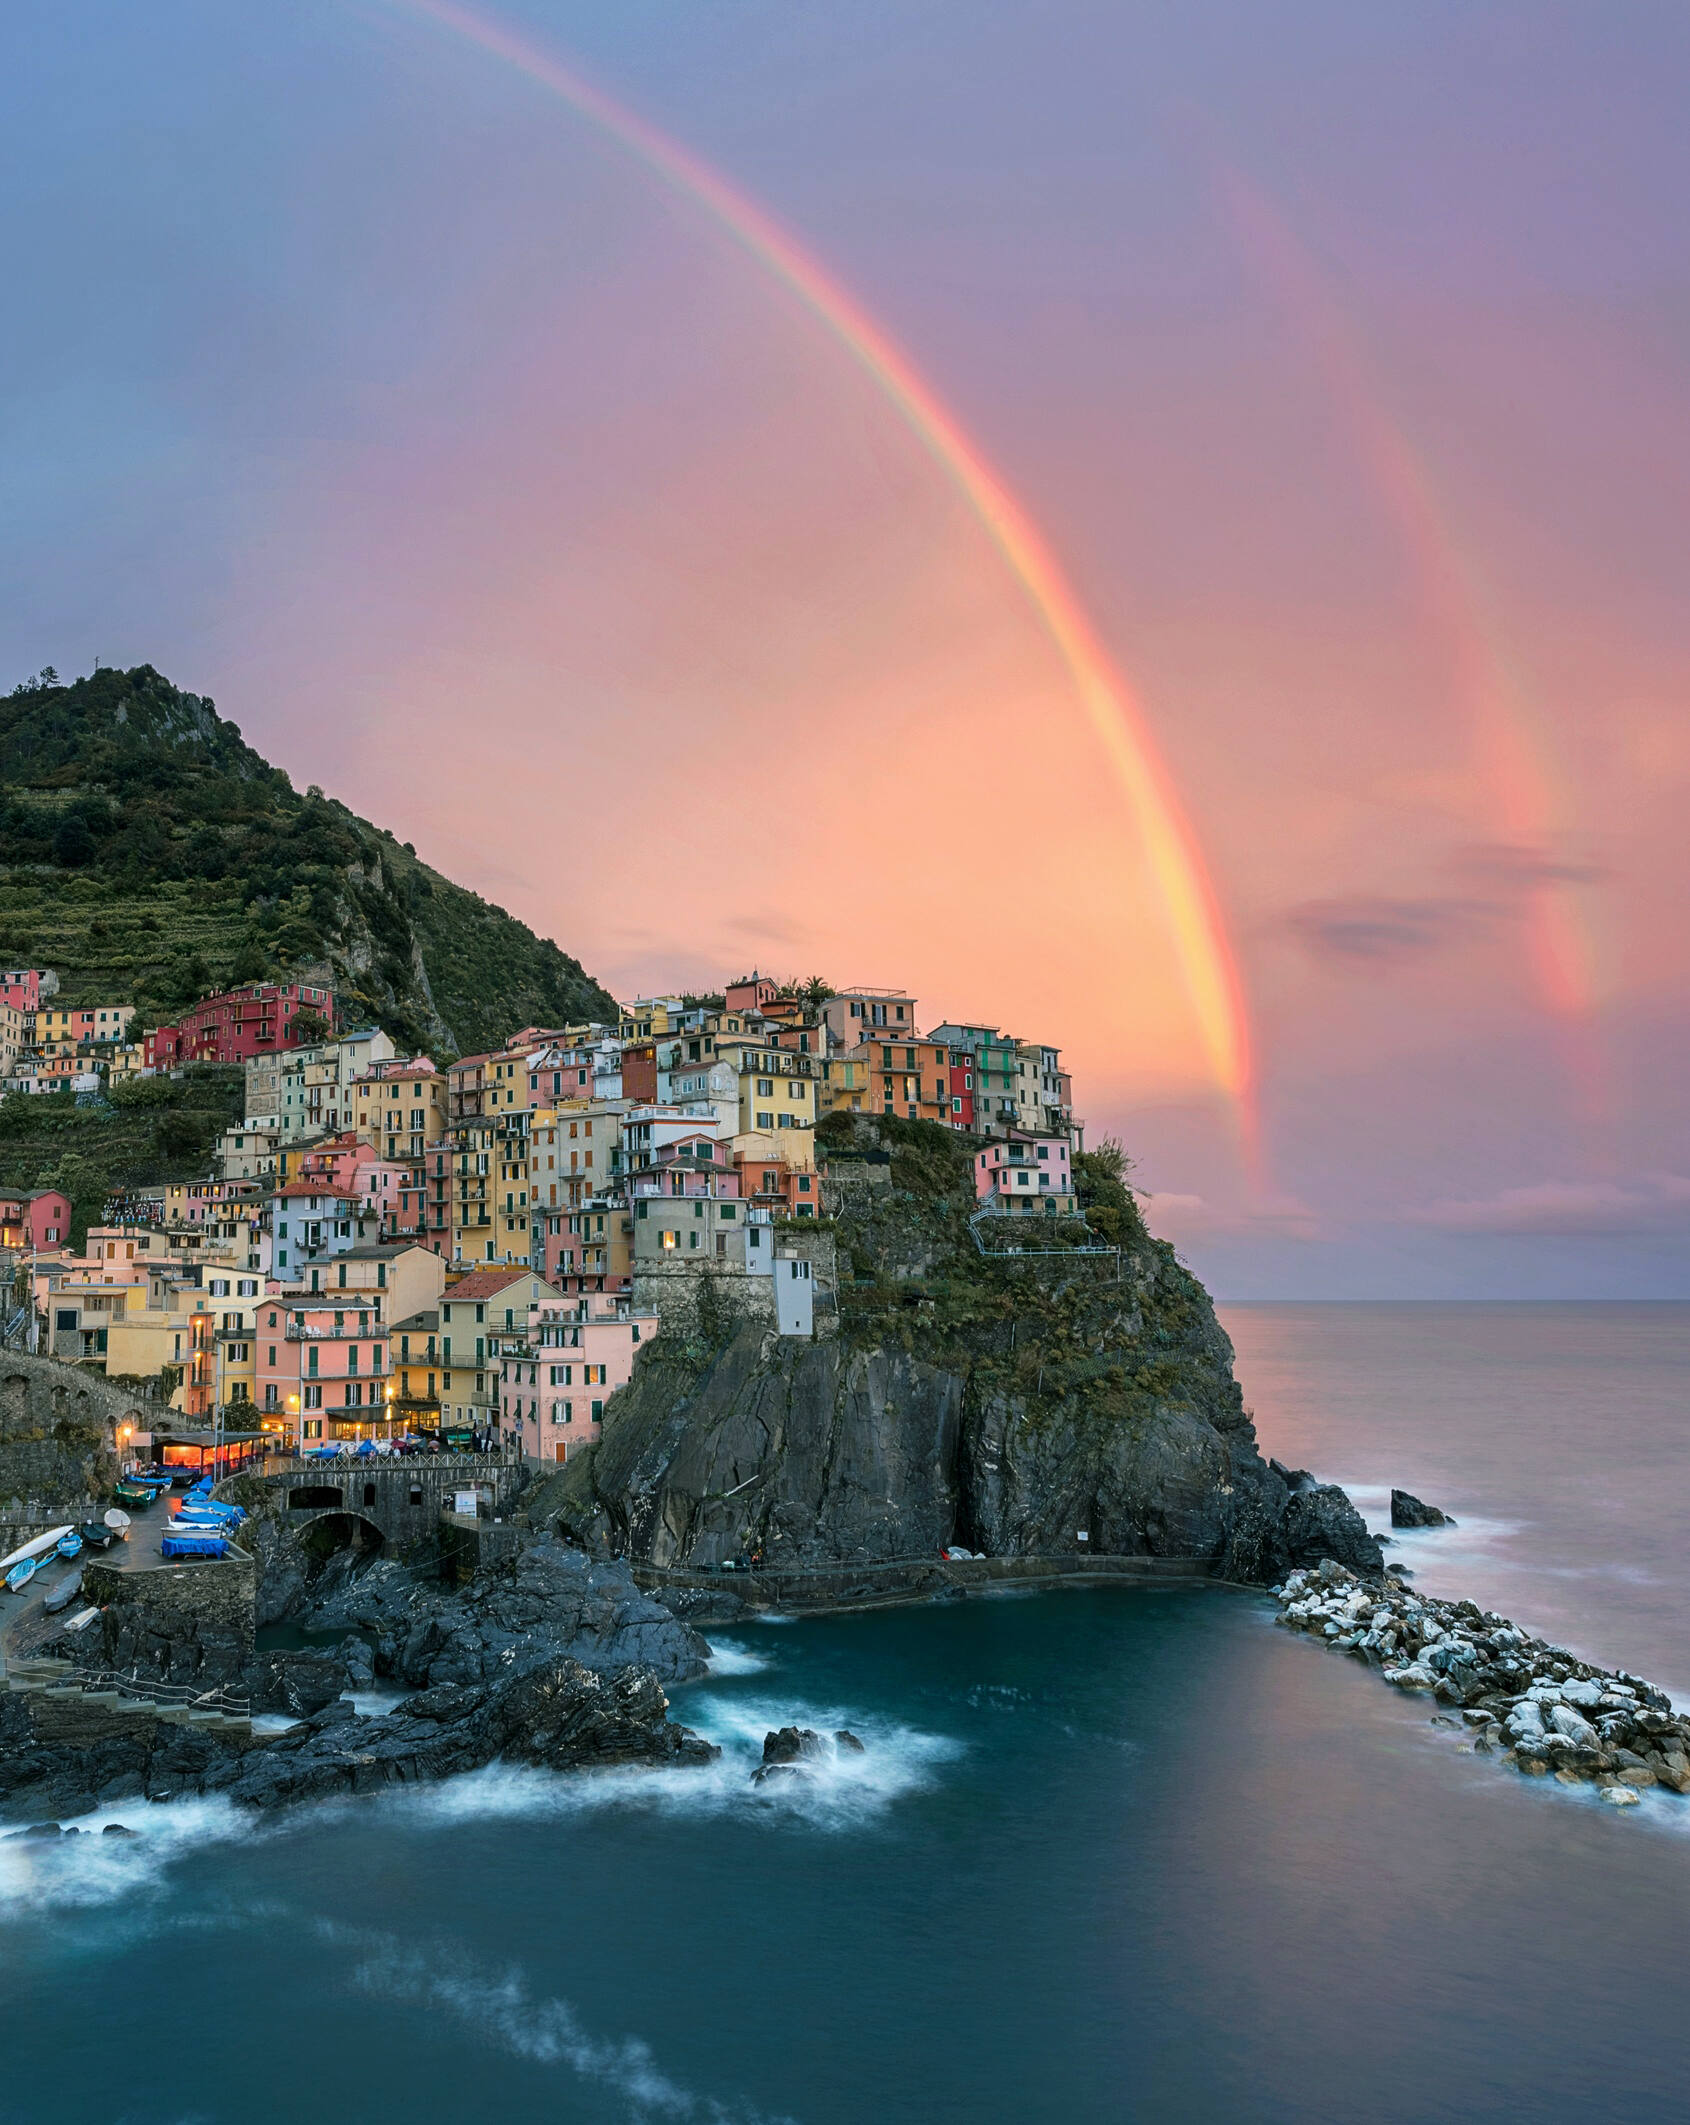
[1072, 1138, 1151, 1249]
[0, 1066, 246, 1248]
[0, 664, 615, 1055]
[814, 1112, 1224, 1438]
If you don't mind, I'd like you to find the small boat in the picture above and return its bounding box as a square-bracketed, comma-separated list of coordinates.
[43, 1570, 83, 1615]
[0, 1527, 76, 1581]
[5, 1556, 41, 1593]
[62, 1606, 101, 1633]
[103, 1509, 131, 1536]
[113, 1479, 159, 1507]
[77, 1522, 117, 1552]
[55, 1533, 83, 1561]
[161, 1530, 229, 1560]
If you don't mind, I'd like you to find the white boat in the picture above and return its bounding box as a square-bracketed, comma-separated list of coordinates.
[0, 1527, 75, 1577]
[62, 1606, 101, 1633]
[104, 1508, 131, 1536]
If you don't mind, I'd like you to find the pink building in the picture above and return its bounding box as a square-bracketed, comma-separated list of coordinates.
[255, 1290, 391, 1445]
[973, 1133, 1075, 1213]
[497, 1292, 657, 1461]
[631, 1139, 740, 1201]
[0, 969, 49, 1011]
[0, 1188, 72, 1251]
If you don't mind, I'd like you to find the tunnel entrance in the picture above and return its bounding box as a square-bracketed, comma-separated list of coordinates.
[288, 1484, 344, 1511]
[298, 1511, 386, 1565]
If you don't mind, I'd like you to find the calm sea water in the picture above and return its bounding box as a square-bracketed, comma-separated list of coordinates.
[4, 1304, 1689, 2125]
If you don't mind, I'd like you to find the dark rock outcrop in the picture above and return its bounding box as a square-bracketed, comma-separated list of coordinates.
[251, 1647, 348, 1718]
[1391, 1488, 1455, 1529]
[298, 1535, 709, 1689]
[216, 1658, 715, 1809]
[1281, 1486, 1385, 1575]
[578, 1119, 1371, 1589]
[0, 1654, 714, 1822]
[762, 1725, 827, 1766]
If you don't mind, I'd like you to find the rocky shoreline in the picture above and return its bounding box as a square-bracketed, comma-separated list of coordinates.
[1274, 1559, 1690, 1808]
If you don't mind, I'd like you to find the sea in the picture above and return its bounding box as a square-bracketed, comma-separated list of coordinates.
[4, 1303, 1689, 2125]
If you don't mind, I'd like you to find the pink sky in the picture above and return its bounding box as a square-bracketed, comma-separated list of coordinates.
[5, 1, 1688, 1292]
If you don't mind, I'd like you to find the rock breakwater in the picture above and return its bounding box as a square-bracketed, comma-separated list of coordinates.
[1275, 1559, 1690, 1808]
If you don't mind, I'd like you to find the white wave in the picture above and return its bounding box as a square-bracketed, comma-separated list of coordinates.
[321, 1921, 796, 2123]
[750, 1611, 799, 1625]
[702, 1638, 770, 1676]
[387, 1692, 957, 1835]
[0, 1793, 250, 1917]
[347, 1685, 413, 1717]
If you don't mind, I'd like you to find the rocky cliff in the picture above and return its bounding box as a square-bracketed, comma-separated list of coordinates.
[568, 1117, 1377, 1588]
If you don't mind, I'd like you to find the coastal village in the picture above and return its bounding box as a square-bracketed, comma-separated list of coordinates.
[0, 966, 1085, 1469]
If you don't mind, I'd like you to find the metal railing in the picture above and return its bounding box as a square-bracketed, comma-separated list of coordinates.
[10, 1656, 250, 1719]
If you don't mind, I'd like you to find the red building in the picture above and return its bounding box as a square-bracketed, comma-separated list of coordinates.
[145, 981, 336, 1067]
[0, 1188, 72, 1251]
[0, 969, 49, 1011]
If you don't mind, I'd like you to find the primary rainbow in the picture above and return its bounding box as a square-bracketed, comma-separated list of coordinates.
[377, 0, 1256, 1125]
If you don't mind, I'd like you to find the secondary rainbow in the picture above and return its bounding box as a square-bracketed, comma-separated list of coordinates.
[376, 0, 1256, 1126]
[1214, 161, 1607, 1131]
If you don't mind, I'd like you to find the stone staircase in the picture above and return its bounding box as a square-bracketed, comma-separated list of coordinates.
[0, 1652, 251, 1738]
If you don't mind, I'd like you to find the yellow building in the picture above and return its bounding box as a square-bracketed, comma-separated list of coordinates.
[29, 1004, 135, 1054]
[352, 1059, 448, 1158]
[617, 996, 687, 1040]
[818, 1054, 871, 1117]
[451, 1115, 497, 1264]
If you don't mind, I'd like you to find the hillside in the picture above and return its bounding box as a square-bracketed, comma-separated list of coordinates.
[0, 664, 614, 1055]
[0, 1067, 246, 1249]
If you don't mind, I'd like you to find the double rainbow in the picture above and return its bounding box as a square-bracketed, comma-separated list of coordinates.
[378, 0, 1256, 1133]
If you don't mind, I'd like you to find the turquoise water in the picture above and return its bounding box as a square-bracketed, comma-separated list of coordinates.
[3, 1306, 1689, 2123]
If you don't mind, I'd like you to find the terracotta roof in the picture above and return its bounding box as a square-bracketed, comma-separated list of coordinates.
[443, 1267, 556, 1300]
[273, 1181, 359, 1200]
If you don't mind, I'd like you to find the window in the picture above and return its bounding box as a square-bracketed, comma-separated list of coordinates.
[661, 1229, 677, 1251]
[590, 1399, 604, 1420]
[304, 1384, 323, 1409]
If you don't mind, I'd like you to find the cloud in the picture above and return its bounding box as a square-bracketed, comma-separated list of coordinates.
[1407, 1174, 1690, 1236]
[1283, 841, 1610, 971]
[1454, 842, 1611, 890]
[1284, 895, 1485, 965]
[1143, 1191, 1321, 1242]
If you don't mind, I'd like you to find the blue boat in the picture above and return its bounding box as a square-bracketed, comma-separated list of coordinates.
[161, 1529, 230, 1559]
[55, 1533, 82, 1560]
[5, 1556, 40, 1593]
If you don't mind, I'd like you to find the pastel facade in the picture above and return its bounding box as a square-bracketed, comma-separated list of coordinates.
[0, 1188, 72, 1250]
[973, 1134, 1076, 1213]
[255, 1292, 390, 1444]
[497, 1292, 657, 1460]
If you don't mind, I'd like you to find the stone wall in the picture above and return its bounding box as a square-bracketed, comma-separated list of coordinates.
[0, 1350, 156, 1518]
[79, 1554, 256, 1690]
[633, 1229, 839, 1341]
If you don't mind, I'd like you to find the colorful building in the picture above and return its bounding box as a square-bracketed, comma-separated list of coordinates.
[145, 980, 337, 1067]
[973, 1134, 1076, 1214]
[498, 1291, 656, 1461]
[255, 1292, 391, 1445]
[0, 1188, 71, 1251]
[436, 1266, 558, 1437]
